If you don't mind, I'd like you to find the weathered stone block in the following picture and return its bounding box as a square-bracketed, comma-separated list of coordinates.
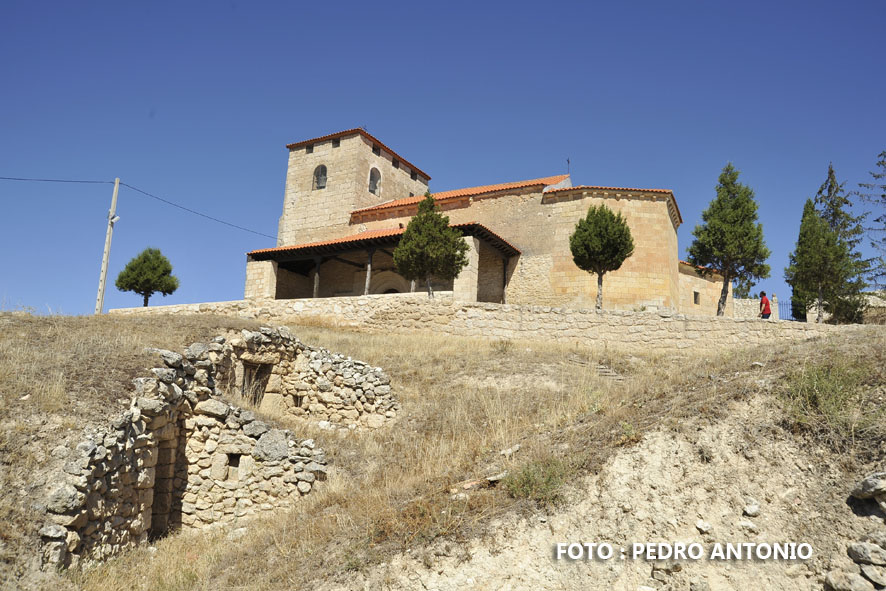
[194, 399, 229, 419]
[252, 430, 288, 462]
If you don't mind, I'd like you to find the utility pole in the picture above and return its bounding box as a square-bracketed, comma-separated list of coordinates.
[94, 178, 120, 314]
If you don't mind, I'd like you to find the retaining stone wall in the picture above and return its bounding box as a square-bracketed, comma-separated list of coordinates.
[111, 293, 867, 351]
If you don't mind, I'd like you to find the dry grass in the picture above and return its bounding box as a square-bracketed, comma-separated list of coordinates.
[0, 312, 260, 588]
[1, 313, 881, 590]
[72, 323, 821, 591]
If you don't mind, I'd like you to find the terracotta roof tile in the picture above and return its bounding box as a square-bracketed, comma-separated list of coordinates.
[285, 128, 431, 181]
[247, 222, 520, 257]
[679, 260, 724, 277]
[352, 174, 570, 215]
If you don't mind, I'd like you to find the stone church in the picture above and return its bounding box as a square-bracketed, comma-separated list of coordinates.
[244, 128, 730, 315]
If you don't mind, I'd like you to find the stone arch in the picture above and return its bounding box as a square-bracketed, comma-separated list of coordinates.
[312, 165, 327, 190]
[368, 167, 381, 195]
[370, 270, 409, 294]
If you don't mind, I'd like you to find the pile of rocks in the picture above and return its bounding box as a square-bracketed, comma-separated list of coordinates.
[825, 473, 886, 591]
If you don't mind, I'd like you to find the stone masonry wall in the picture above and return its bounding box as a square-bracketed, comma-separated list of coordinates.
[109, 293, 870, 351]
[220, 328, 399, 430]
[733, 296, 780, 320]
[37, 326, 394, 569]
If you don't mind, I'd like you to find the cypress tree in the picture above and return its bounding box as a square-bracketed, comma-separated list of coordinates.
[569, 203, 635, 310]
[115, 248, 179, 307]
[687, 163, 771, 316]
[393, 193, 469, 298]
[855, 150, 886, 289]
[813, 164, 869, 322]
[785, 200, 850, 323]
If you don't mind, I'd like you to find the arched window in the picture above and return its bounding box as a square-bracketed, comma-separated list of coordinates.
[368, 167, 381, 195]
[313, 165, 327, 190]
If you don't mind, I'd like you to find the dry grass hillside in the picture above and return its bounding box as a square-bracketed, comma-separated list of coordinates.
[1, 313, 884, 590]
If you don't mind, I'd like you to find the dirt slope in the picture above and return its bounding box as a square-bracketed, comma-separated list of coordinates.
[322, 396, 884, 591]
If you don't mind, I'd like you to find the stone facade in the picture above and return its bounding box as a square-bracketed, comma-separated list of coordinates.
[678, 262, 735, 317]
[247, 129, 729, 315]
[110, 294, 867, 352]
[38, 327, 396, 569]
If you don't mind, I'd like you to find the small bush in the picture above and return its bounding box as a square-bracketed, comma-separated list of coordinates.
[492, 339, 513, 355]
[503, 458, 571, 506]
[781, 359, 883, 449]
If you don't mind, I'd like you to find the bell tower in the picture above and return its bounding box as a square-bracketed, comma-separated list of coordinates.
[276, 129, 430, 246]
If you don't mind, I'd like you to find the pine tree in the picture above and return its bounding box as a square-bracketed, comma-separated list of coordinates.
[569, 203, 635, 310]
[785, 200, 850, 323]
[687, 163, 771, 316]
[855, 150, 886, 289]
[115, 248, 180, 307]
[393, 193, 469, 298]
[813, 164, 869, 322]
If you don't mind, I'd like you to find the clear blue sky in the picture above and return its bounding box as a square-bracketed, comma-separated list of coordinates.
[2, 1, 883, 315]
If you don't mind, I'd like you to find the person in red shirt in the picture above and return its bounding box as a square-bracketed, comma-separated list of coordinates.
[759, 291, 771, 319]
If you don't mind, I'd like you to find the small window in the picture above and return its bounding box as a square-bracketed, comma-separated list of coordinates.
[392, 159, 399, 169]
[331, 138, 340, 148]
[410, 170, 417, 181]
[313, 165, 327, 190]
[693, 291, 700, 305]
[372, 144, 381, 156]
[408, 192, 414, 197]
[305, 144, 313, 154]
[242, 362, 272, 405]
[369, 168, 381, 195]
[227, 453, 241, 481]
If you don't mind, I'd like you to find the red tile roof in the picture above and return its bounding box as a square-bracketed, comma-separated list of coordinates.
[679, 260, 724, 277]
[352, 174, 570, 215]
[285, 128, 431, 181]
[546, 184, 683, 225]
[546, 184, 672, 195]
[247, 222, 520, 257]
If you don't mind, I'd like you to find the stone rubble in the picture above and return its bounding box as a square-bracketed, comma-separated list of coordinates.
[825, 472, 886, 590]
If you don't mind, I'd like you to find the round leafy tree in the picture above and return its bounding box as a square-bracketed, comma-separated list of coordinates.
[569, 203, 635, 310]
[115, 248, 179, 307]
[393, 193, 469, 298]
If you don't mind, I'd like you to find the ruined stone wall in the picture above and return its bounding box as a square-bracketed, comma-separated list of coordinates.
[222, 328, 399, 430]
[110, 294, 871, 351]
[39, 327, 396, 569]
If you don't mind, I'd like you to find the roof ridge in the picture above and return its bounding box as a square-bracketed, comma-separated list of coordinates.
[285, 128, 431, 180]
[352, 173, 570, 216]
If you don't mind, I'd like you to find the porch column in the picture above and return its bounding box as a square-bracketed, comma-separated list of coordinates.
[452, 236, 480, 302]
[502, 256, 508, 304]
[363, 248, 375, 295]
[312, 257, 322, 298]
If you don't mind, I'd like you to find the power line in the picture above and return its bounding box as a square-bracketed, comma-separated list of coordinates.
[0, 175, 113, 184]
[120, 182, 276, 240]
[0, 174, 276, 240]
